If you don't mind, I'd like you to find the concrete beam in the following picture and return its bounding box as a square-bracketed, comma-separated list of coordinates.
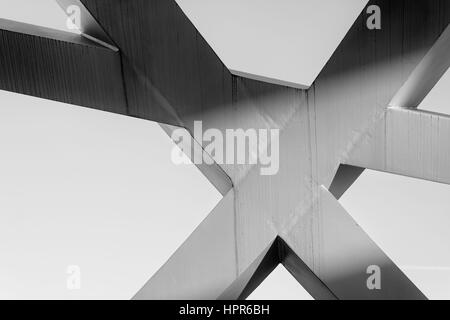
[283, 187, 426, 300]
[347, 107, 450, 185]
[0, 18, 127, 115]
[328, 164, 365, 200]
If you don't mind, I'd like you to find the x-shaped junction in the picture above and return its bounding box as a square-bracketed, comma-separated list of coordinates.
[1, 0, 450, 299]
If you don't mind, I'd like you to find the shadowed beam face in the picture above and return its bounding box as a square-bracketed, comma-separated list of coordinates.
[77, 0, 448, 299]
[0, 18, 127, 114]
[1, 0, 449, 299]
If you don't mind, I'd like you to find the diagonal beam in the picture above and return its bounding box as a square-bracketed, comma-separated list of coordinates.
[55, 0, 118, 51]
[159, 123, 233, 196]
[78, 0, 233, 127]
[389, 25, 450, 108]
[328, 164, 365, 200]
[310, 0, 450, 189]
[279, 237, 337, 300]
[346, 107, 450, 185]
[218, 238, 279, 300]
[78, 0, 304, 185]
[133, 190, 277, 300]
[0, 19, 127, 115]
[220, 237, 338, 300]
[283, 186, 426, 300]
[78, 0, 446, 300]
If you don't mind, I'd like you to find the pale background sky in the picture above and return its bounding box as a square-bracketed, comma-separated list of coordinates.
[0, 0, 450, 300]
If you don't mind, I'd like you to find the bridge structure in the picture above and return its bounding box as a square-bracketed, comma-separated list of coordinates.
[1, 0, 450, 299]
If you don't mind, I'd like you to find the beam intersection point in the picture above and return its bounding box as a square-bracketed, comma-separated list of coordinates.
[1, 0, 449, 300]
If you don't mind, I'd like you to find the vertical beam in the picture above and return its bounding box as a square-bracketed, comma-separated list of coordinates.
[48, 0, 446, 300]
[347, 107, 450, 185]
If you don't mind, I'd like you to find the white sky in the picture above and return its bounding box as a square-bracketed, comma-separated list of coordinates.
[0, 0, 450, 300]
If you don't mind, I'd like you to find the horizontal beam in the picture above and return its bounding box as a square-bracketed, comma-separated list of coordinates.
[347, 107, 450, 185]
[0, 18, 127, 115]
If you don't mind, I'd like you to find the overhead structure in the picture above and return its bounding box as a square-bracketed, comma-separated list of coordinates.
[1, 0, 449, 299]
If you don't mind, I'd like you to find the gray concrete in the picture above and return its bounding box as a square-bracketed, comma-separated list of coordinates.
[347, 107, 450, 185]
[1, 0, 449, 299]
